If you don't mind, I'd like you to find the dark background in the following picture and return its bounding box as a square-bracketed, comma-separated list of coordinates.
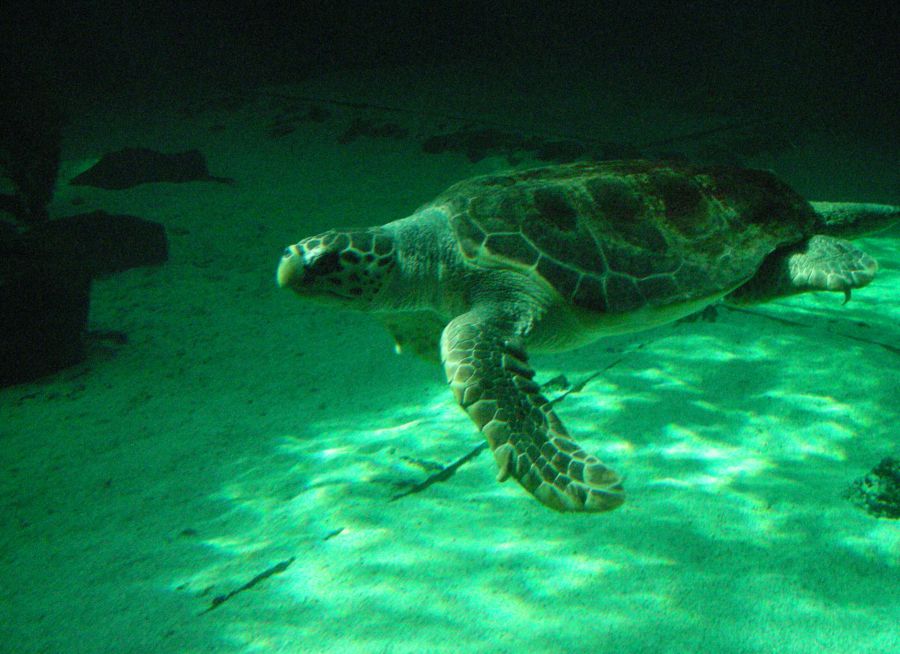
[2, 1, 898, 140]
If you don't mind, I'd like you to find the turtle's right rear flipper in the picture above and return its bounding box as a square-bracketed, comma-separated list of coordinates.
[726, 235, 877, 305]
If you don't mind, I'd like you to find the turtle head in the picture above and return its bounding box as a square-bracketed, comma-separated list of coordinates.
[277, 227, 397, 308]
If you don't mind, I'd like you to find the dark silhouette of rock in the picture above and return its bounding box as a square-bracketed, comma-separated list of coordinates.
[70, 147, 235, 189]
[0, 64, 62, 226]
[338, 118, 408, 144]
[421, 128, 616, 164]
[22, 210, 168, 276]
[1, 69, 176, 386]
[1, 211, 168, 386]
[1, 239, 91, 386]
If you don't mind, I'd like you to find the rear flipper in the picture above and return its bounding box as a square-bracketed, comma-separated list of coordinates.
[727, 235, 878, 305]
[809, 201, 899, 239]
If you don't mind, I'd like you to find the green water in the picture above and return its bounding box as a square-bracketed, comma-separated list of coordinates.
[2, 4, 898, 652]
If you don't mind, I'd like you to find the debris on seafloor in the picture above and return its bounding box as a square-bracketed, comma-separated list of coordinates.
[389, 443, 488, 502]
[198, 557, 296, 615]
[845, 457, 900, 519]
[71, 148, 235, 189]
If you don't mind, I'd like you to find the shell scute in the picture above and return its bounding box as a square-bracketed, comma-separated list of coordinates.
[572, 275, 607, 311]
[535, 257, 582, 299]
[484, 233, 541, 267]
[604, 274, 646, 312]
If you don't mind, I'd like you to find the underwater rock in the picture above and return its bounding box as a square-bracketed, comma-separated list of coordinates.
[420, 127, 639, 164]
[422, 128, 537, 163]
[268, 104, 332, 138]
[0, 211, 168, 386]
[22, 210, 168, 276]
[845, 457, 900, 519]
[0, 242, 91, 386]
[338, 118, 408, 144]
[0, 67, 62, 226]
[70, 147, 234, 189]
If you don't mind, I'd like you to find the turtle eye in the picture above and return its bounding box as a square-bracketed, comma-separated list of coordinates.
[306, 251, 342, 277]
[282, 248, 292, 259]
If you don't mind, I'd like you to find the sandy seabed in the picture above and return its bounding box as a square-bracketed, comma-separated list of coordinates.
[1, 65, 898, 654]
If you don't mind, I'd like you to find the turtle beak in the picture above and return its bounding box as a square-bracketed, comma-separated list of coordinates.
[277, 246, 305, 289]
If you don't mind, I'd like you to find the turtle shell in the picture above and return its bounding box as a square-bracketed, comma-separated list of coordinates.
[434, 160, 817, 313]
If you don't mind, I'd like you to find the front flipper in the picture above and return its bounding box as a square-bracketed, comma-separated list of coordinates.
[440, 308, 624, 512]
[727, 235, 878, 305]
[378, 310, 446, 363]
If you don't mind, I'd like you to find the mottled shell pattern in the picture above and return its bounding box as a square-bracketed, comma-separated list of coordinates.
[431, 160, 818, 313]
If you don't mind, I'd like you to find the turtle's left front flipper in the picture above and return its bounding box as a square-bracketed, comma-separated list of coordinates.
[440, 307, 625, 512]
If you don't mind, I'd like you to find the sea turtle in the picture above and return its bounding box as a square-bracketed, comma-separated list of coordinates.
[277, 160, 898, 513]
